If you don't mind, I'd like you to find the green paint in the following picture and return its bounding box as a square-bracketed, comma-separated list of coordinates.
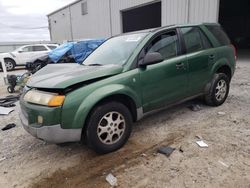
[20, 23, 235, 132]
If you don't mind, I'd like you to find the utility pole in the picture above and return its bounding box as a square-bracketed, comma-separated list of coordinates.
[109, 0, 113, 37]
[0, 57, 8, 85]
[186, 0, 190, 23]
[69, 6, 74, 41]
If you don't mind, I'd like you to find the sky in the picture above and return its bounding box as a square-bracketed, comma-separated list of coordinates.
[0, 0, 74, 42]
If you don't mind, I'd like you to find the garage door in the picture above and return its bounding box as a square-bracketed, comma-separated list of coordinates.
[122, 2, 161, 33]
[219, 0, 250, 49]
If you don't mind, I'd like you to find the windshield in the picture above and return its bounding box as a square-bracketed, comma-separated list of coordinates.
[83, 33, 147, 66]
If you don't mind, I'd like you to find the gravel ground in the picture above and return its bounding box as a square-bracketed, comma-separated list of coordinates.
[0, 52, 249, 188]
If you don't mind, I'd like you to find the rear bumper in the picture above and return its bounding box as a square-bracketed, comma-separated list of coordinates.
[19, 109, 82, 144]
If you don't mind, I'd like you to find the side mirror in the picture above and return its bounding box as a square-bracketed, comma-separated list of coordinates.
[139, 52, 163, 67]
[18, 50, 24, 53]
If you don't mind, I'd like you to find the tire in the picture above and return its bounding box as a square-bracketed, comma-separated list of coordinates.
[205, 73, 230, 106]
[85, 102, 133, 154]
[33, 60, 43, 68]
[4, 59, 15, 71]
[7, 86, 14, 93]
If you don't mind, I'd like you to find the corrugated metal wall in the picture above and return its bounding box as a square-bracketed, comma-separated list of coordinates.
[70, 0, 111, 40]
[162, 0, 188, 25]
[110, 0, 219, 35]
[110, 0, 156, 35]
[189, 0, 219, 23]
[49, 0, 111, 43]
[48, 0, 219, 43]
[48, 7, 72, 42]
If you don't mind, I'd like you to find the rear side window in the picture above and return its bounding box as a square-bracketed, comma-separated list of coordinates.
[48, 45, 57, 50]
[181, 27, 203, 53]
[200, 30, 212, 49]
[146, 31, 178, 60]
[206, 25, 230, 46]
[21, 46, 33, 52]
[32, 45, 47, 52]
[181, 27, 212, 53]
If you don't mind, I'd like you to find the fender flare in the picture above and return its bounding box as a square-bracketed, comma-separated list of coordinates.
[71, 84, 141, 129]
[210, 58, 232, 76]
[4, 57, 16, 65]
[205, 58, 232, 94]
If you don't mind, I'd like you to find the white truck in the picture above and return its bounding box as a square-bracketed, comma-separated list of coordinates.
[0, 44, 58, 71]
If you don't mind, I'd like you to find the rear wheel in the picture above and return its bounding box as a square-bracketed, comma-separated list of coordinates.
[85, 102, 132, 154]
[4, 59, 15, 71]
[205, 73, 230, 106]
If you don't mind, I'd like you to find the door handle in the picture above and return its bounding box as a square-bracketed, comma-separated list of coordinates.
[209, 54, 215, 60]
[176, 62, 185, 70]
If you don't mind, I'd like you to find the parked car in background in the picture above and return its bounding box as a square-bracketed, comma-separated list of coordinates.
[20, 23, 236, 154]
[0, 44, 58, 71]
[26, 39, 105, 74]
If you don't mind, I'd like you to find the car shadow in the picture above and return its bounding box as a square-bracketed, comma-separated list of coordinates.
[0, 67, 26, 72]
[50, 98, 207, 151]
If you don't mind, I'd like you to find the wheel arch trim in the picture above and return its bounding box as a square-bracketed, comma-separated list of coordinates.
[70, 84, 141, 129]
[4, 57, 16, 66]
[210, 58, 233, 79]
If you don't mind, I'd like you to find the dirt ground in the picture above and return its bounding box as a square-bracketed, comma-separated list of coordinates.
[0, 52, 249, 188]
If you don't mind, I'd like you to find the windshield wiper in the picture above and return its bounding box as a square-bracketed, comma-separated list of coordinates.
[88, 63, 103, 66]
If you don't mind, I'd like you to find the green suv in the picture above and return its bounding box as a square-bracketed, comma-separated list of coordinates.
[20, 23, 236, 153]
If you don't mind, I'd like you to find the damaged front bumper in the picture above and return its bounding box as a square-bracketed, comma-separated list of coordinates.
[19, 108, 82, 144]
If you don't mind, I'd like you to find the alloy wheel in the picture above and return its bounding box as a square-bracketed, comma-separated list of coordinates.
[215, 79, 227, 101]
[5, 61, 13, 71]
[97, 111, 126, 145]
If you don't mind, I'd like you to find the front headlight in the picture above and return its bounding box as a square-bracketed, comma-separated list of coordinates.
[24, 90, 65, 107]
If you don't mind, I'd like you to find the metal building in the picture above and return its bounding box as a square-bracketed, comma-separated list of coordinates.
[47, 0, 250, 49]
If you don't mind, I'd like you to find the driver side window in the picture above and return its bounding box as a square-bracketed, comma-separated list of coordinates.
[146, 31, 178, 60]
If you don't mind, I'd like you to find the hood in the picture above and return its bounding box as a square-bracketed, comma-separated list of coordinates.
[27, 64, 123, 89]
[0, 52, 13, 58]
[0, 52, 8, 56]
[0, 52, 18, 59]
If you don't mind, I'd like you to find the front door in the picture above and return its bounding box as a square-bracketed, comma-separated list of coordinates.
[16, 46, 34, 65]
[16, 45, 49, 65]
[139, 30, 188, 112]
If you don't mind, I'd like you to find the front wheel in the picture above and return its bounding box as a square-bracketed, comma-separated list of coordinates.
[7, 86, 14, 93]
[85, 102, 133, 154]
[4, 59, 15, 71]
[205, 73, 230, 106]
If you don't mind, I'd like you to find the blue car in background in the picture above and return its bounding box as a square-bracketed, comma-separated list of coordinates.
[49, 39, 105, 64]
[26, 39, 105, 73]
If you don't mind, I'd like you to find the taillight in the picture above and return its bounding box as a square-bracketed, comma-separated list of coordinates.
[230, 44, 237, 60]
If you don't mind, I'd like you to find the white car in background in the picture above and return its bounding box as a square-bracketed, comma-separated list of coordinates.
[0, 44, 58, 71]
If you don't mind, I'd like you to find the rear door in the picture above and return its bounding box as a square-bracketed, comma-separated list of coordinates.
[47, 45, 58, 50]
[180, 27, 215, 96]
[139, 30, 188, 112]
[30, 45, 50, 61]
